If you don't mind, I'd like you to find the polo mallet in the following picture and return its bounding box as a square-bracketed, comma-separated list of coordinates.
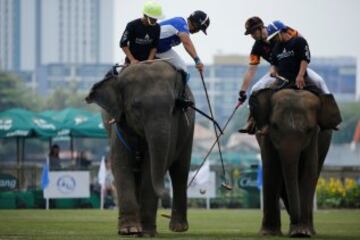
[198, 71, 238, 190]
[161, 101, 243, 219]
[187, 101, 243, 190]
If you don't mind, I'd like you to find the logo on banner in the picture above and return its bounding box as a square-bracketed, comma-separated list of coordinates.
[57, 175, 76, 194]
[0, 119, 12, 130]
[33, 118, 56, 130]
[74, 116, 88, 125]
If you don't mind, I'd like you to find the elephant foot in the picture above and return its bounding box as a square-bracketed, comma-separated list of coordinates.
[140, 229, 157, 238]
[141, 224, 157, 238]
[169, 219, 189, 232]
[289, 224, 312, 238]
[310, 226, 317, 236]
[118, 216, 142, 236]
[259, 226, 282, 236]
[118, 226, 143, 236]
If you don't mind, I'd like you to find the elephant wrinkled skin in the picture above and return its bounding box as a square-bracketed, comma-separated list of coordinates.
[252, 89, 341, 237]
[86, 62, 195, 237]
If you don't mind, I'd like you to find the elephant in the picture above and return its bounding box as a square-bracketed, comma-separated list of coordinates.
[85, 61, 195, 237]
[250, 87, 341, 237]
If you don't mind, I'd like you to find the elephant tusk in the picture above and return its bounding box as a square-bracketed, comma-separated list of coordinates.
[108, 118, 116, 124]
[161, 213, 171, 219]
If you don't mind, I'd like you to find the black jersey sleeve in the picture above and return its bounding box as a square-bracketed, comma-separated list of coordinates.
[119, 22, 133, 48]
[150, 24, 160, 49]
[295, 37, 311, 63]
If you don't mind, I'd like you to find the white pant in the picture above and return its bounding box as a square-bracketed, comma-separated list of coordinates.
[307, 68, 330, 93]
[250, 72, 275, 93]
[250, 68, 330, 94]
[156, 49, 187, 73]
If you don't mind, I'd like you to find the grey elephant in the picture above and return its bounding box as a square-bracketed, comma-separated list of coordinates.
[250, 88, 341, 237]
[86, 61, 195, 237]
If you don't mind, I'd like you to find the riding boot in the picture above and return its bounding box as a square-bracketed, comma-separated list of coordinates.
[176, 70, 194, 109]
[238, 113, 256, 135]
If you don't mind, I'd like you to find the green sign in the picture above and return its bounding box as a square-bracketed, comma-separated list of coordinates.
[0, 174, 17, 191]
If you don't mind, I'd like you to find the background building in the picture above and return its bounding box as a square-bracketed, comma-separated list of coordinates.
[0, 0, 115, 88]
[188, 55, 357, 125]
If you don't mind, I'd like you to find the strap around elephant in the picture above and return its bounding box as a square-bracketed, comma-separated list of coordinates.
[188, 105, 223, 134]
[113, 123, 132, 152]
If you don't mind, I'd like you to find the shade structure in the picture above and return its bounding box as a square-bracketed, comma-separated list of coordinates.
[40, 108, 94, 137]
[40, 108, 107, 138]
[70, 113, 107, 138]
[0, 108, 62, 139]
[0, 108, 63, 189]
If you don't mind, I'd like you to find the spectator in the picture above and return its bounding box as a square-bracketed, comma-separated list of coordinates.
[77, 151, 91, 169]
[104, 158, 117, 208]
[49, 144, 61, 171]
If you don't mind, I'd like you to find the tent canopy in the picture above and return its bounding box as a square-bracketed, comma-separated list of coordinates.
[40, 108, 106, 138]
[0, 108, 62, 139]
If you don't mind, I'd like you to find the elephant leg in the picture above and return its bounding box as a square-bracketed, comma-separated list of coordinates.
[279, 149, 305, 237]
[257, 135, 282, 236]
[168, 147, 191, 232]
[280, 184, 290, 214]
[298, 134, 320, 237]
[317, 130, 332, 175]
[110, 137, 142, 235]
[139, 152, 159, 237]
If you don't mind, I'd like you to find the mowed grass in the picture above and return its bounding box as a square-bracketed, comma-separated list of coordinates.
[0, 209, 359, 239]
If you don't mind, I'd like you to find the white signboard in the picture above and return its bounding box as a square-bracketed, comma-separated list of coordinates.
[44, 171, 90, 199]
[187, 172, 216, 198]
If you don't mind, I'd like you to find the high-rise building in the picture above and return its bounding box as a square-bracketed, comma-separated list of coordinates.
[0, 0, 21, 71]
[0, 0, 115, 72]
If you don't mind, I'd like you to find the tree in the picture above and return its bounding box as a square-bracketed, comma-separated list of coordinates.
[0, 71, 43, 111]
[44, 79, 99, 112]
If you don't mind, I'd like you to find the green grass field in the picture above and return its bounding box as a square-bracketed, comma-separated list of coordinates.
[0, 209, 359, 239]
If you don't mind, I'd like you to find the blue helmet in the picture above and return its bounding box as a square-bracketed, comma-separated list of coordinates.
[266, 20, 287, 40]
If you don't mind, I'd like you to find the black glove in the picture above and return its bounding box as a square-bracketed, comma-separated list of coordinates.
[238, 90, 247, 103]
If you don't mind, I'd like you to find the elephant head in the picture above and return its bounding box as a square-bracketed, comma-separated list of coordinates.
[86, 62, 187, 198]
[268, 89, 321, 151]
[85, 70, 123, 122]
[251, 89, 342, 138]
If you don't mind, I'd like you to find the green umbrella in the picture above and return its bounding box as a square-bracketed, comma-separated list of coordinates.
[40, 108, 93, 136]
[0, 108, 61, 138]
[71, 113, 107, 138]
[0, 108, 63, 189]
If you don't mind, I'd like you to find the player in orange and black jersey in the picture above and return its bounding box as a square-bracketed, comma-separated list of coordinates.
[238, 17, 296, 133]
[238, 17, 300, 105]
[238, 17, 328, 134]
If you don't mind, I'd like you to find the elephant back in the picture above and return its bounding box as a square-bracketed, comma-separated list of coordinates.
[120, 61, 180, 84]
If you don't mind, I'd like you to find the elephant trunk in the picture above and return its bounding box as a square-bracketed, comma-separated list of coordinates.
[145, 120, 172, 198]
[279, 148, 301, 225]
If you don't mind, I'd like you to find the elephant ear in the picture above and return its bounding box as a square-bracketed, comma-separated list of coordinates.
[250, 88, 273, 129]
[86, 71, 123, 121]
[318, 94, 342, 129]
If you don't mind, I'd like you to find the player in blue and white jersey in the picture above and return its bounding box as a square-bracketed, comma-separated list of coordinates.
[156, 10, 210, 77]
